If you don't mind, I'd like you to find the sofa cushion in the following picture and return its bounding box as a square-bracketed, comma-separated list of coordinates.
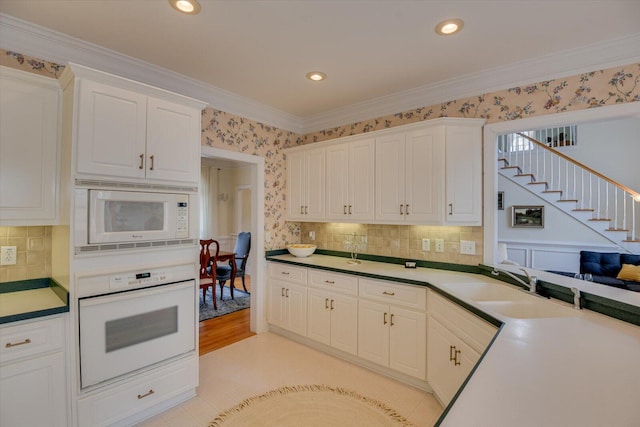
[580, 251, 621, 277]
[621, 253, 640, 266]
[591, 275, 628, 289]
[617, 264, 640, 282]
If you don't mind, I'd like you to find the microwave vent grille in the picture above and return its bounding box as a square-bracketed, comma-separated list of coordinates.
[75, 179, 197, 193]
[75, 239, 196, 255]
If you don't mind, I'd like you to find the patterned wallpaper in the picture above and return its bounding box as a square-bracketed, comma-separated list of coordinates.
[2, 48, 639, 268]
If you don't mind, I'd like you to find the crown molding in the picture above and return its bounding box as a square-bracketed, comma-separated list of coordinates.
[301, 33, 640, 133]
[0, 14, 305, 134]
[1, 13, 638, 135]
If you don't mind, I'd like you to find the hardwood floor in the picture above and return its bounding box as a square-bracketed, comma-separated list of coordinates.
[199, 275, 255, 356]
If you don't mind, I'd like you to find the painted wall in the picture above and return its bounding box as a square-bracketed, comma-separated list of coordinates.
[1, 49, 639, 271]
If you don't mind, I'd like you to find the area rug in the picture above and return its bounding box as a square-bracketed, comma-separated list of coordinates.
[199, 286, 250, 321]
[208, 384, 416, 427]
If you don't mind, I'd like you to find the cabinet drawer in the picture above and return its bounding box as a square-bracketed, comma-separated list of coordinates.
[0, 316, 64, 363]
[77, 356, 197, 427]
[268, 263, 308, 285]
[428, 291, 497, 353]
[359, 278, 426, 311]
[308, 270, 358, 295]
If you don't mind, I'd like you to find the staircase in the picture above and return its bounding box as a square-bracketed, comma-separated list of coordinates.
[498, 132, 640, 254]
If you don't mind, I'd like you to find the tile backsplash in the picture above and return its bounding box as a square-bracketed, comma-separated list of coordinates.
[0, 226, 52, 283]
[298, 223, 483, 266]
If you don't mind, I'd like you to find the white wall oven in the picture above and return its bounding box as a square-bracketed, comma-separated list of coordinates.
[77, 264, 196, 390]
[74, 187, 195, 253]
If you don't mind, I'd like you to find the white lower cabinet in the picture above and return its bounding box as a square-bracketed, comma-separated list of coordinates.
[358, 279, 427, 380]
[267, 263, 308, 336]
[307, 270, 358, 355]
[0, 316, 67, 427]
[427, 291, 498, 405]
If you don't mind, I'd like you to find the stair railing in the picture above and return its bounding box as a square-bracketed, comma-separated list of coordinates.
[498, 133, 639, 243]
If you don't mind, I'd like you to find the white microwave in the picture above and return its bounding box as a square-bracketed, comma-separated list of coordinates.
[75, 189, 191, 248]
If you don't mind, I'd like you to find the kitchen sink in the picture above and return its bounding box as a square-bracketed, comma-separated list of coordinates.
[441, 282, 532, 302]
[477, 300, 577, 319]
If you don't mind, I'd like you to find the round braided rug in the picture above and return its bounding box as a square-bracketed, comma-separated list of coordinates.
[209, 384, 416, 427]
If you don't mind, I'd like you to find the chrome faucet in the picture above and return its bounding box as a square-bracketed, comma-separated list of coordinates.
[491, 267, 538, 294]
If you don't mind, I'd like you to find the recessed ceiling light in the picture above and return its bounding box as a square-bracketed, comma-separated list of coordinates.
[306, 71, 327, 82]
[435, 19, 464, 35]
[169, 0, 201, 14]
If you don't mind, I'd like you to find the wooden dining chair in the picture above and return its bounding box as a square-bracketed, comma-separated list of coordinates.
[199, 239, 220, 310]
[216, 232, 251, 296]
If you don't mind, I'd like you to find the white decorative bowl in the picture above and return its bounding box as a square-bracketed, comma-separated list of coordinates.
[287, 244, 317, 257]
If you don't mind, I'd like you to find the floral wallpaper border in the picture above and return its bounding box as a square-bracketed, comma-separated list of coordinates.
[2, 48, 639, 257]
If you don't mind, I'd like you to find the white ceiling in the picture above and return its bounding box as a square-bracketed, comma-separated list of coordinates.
[1, 1, 640, 133]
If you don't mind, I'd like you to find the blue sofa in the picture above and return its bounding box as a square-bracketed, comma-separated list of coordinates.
[578, 251, 640, 292]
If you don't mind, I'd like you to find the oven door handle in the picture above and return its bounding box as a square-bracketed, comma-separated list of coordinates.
[79, 280, 195, 307]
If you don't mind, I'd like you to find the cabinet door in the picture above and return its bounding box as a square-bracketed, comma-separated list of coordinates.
[0, 70, 60, 224]
[0, 352, 67, 427]
[307, 288, 331, 346]
[445, 125, 482, 225]
[357, 300, 389, 366]
[330, 293, 358, 356]
[146, 97, 201, 184]
[375, 133, 405, 222]
[286, 283, 308, 336]
[304, 148, 325, 220]
[405, 127, 444, 223]
[389, 306, 427, 380]
[349, 138, 375, 221]
[325, 144, 350, 220]
[286, 151, 305, 220]
[267, 280, 286, 328]
[76, 79, 147, 179]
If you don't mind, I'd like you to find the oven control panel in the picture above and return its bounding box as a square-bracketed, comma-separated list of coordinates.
[109, 270, 173, 290]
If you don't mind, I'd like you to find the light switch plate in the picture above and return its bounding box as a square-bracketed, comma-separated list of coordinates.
[460, 240, 476, 255]
[421, 239, 430, 251]
[435, 239, 445, 253]
[1, 246, 17, 265]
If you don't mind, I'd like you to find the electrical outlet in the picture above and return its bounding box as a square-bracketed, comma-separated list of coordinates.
[460, 240, 476, 255]
[450, 242, 460, 253]
[421, 238, 430, 251]
[309, 231, 316, 241]
[1, 246, 17, 265]
[435, 239, 445, 253]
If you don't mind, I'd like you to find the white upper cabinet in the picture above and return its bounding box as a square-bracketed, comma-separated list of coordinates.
[287, 118, 484, 226]
[444, 123, 483, 225]
[0, 67, 61, 225]
[287, 147, 325, 221]
[326, 138, 375, 221]
[61, 63, 206, 186]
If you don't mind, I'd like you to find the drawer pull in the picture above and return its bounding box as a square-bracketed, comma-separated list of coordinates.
[149, 155, 155, 171]
[454, 348, 461, 366]
[344, 205, 347, 215]
[5, 338, 32, 348]
[137, 389, 155, 400]
[330, 299, 335, 310]
[324, 280, 335, 284]
[325, 298, 329, 309]
[383, 312, 388, 325]
[281, 287, 286, 297]
[382, 291, 395, 296]
[281, 271, 290, 275]
[138, 153, 144, 169]
[390, 313, 394, 326]
[449, 345, 455, 361]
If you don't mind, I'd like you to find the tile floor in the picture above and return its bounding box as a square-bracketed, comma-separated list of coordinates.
[137, 332, 443, 426]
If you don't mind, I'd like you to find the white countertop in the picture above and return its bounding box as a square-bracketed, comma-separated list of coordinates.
[268, 254, 640, 426]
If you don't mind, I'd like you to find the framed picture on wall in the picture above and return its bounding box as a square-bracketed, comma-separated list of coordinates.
[511, 205, 544, 228]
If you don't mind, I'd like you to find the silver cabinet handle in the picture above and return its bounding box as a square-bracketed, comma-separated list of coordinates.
[139, 153, 144, 169]
[300, 205, 304, 215]
[400, 204, 404, 215]
[137, 389, 155, 399]
[281, 287, 285, 297]
[149, 155, 154, 171]
[5, 338, 31, 348]
[449, 203, 453, 215]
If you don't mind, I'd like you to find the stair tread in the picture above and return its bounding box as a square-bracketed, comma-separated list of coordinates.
[557, 199, 579, 202]
[606, 228, 630, 232]
[572, 209, 594, 212]
[542, 190, 563, 193]
[514, 173, 534, 177]
[589, 218, 612, 221]
[527, 181, 548, 185]
[623, 239, 640, 243]
[501, 166, 520, 170]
